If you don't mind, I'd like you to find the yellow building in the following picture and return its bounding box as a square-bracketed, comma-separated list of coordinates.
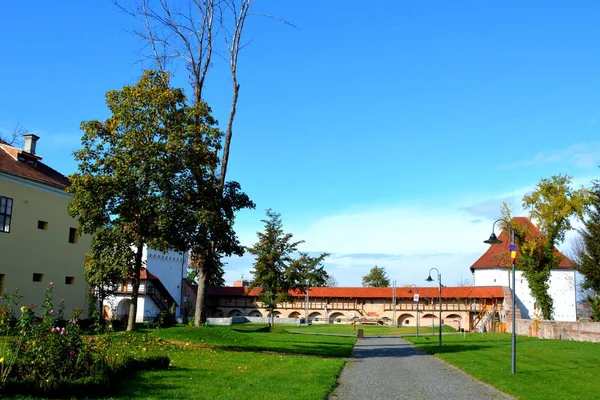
[0, 135, 91, 314]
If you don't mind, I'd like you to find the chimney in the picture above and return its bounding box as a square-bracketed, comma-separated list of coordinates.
[23, 134, 40, 155]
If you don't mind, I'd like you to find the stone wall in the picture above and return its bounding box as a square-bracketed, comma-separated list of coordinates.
[511, 318, 600, 342]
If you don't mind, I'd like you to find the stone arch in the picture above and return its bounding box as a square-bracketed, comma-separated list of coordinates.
[422, 313, 437, 319]
[288, 311, 301, 318]
[247, 310, 262, 317]
[267, 311, 281, 318]
[446, 314, 462, 330]
[397, 313, 414, 326]
[308, 312, 322, 320]
[329, 312, 345, 324]
[228, 309, 243, 317]
[116, 299, 131, 323]
[212, 309, 224, 318]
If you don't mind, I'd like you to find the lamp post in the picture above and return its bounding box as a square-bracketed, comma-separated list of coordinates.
[305, 279, 310, 324]
[392, 280, 397, 327]
[408, 284, 420, 337]
[425, 268, 442, 346]
[484, 218, 516, 374]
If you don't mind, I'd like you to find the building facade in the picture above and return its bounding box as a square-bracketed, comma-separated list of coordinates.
[0, 135, 91, 313]
[472, 217, 577, 321]
[103, 267, 179, 323]
[205, 284, 507, 332]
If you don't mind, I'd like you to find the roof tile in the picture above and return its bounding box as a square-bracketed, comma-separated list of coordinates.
[471, 217, 573, 271]
[0, 142, 70, 189]
[207, 285, 504, 299]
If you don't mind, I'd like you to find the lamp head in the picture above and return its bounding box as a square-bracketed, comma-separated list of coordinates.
[484, 232, 503, 244]
[425, 275, 433, 282]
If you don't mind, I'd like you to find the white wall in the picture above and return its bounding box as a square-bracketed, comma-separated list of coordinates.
[474, 268, 576, 321]
[144, 248, 187, 317]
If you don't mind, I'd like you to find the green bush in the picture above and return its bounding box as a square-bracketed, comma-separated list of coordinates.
[0, 284, 170, 397]
[154, 310, 177, 328]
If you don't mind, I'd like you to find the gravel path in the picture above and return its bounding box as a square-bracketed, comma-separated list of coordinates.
[329, 336, 514, 400]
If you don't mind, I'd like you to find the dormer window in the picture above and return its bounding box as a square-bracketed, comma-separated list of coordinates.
[16, 152, 39, 167]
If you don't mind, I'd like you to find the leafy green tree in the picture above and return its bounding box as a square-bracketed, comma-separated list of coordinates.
[362, 266, 390, 287]
[574, 180, 600, 292]
[248, 210, 329, 326]
[505, 174, 589, 320]
[571, 179, 600, 320]
[68, 70, 222, 331]
[117, 0, 262, 326]
[84, 227, 132, 323]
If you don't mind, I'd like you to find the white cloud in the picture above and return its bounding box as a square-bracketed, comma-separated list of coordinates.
[500, 142, 600, 170]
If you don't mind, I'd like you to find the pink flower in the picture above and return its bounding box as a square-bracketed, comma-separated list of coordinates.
[49, 309, 54, 315]
[60, 328, 65, 335]
[88, 337, 93, 343]
[71, 318, 78, 324]
[51, 328, 56, 333]
[24, 345, 28, 350]
[60, 299, 64, 303]
[108, 324, 113, 329]
[106, 355, 110, 359]
[69, 350, 75, 356]
[49, 282, 53, 286]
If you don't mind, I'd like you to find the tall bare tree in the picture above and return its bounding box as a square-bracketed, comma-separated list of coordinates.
[116, 0, 261, 325]
[0, 124, 26, 147]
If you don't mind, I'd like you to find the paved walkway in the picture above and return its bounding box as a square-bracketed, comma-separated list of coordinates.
[329, 336, 514, 400]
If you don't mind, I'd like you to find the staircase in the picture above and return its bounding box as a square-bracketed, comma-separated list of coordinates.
[502, 285, 522, 321]
[147, 286, 170, 312]
[478, 307, 497, 332]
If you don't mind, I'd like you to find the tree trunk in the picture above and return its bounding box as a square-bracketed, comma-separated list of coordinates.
[194, 261, 208, 326]
[127, 243, 144, 331]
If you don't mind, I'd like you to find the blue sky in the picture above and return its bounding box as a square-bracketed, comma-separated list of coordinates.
[2, 1, 599, 288]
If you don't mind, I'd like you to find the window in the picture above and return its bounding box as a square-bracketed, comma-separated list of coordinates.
[0, 274, 4, 294]
[38, 220, 48, 230]
[65, 276, 75, 285]
[33, 273, 43, 282]
[68, 227, 77, 244]
[0, 196, 13, 233]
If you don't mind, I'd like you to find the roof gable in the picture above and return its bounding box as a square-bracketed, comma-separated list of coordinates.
[471, 217, 573, 271]
[0, 142, 70, 190]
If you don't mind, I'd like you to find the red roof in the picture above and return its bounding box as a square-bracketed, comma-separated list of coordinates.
[0, 141, 70, 189]
[207, 285, 504, 299]
[471, 217, 573, 272]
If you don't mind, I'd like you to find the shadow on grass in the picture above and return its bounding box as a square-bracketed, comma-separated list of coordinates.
[112, 366, 197, 398]
[214, 342, 354, 358]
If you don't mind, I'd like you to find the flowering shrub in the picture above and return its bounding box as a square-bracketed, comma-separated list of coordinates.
[0, 284, 169, 396]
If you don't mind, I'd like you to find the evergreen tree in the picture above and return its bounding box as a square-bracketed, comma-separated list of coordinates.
[248, 210, 329, 326]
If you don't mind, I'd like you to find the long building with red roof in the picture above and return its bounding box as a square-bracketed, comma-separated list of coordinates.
[194, 281, 507, 332]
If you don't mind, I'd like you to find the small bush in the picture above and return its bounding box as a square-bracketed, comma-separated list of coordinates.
[154, 310, 177, 328]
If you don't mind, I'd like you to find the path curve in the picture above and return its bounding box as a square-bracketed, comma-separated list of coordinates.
[329, 336, 514, 400]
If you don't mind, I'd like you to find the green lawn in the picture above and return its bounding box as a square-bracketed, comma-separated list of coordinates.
[153, 324, 355, 358]
[405, 333, 600, 400]
[6, 324, 355, 400]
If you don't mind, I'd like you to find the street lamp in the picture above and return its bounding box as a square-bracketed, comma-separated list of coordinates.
[305, 279, 310, 324]
[408, 284, 420, 337]
[425, 268, 442, 346]
[484, 218, 517, 374]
